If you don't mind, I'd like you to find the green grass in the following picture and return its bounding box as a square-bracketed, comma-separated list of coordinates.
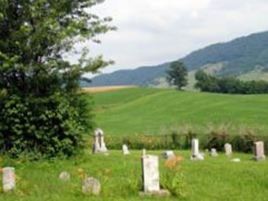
[93, 88, 268, 136]
[1, 150, 267, 201]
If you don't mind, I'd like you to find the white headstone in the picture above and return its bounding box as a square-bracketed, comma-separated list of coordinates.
[224, 143, 232, 156]
[191, 139, 204, 160]
[82, 177, 101, 195]
[210, 148, 218, 157]
[59, 171, 70, 181]
[142, 155, 160, 192]
[142, 149, 146, 156]
[93, 128, 108, 154]
[2, 167, 15, 192]
[122, 144, 130, 155]
[162, 150, 175, 159]
[254, 141, 266, 161]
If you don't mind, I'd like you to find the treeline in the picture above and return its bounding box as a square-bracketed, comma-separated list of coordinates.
[195, 70, 268, 94]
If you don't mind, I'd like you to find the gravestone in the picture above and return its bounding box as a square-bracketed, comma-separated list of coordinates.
[191, 139, 204, 160]
[162, 150, 175, 159]
[122, 144, 130, 155]
[93, 128, 108, 154]
[210, 148, 218, 157]
[82, 177, 101, 195]
[254, 141, 266, 161]
[140, 155, 170, 196]
[2, 167, 15, 192]
[59, 171, 70, 181]
[224, 143, 232, 156]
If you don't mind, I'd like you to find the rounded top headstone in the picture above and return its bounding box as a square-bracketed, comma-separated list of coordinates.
[94, 128, 104, 136]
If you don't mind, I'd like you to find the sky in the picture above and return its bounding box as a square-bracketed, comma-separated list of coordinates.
[76, 0, 268, 74]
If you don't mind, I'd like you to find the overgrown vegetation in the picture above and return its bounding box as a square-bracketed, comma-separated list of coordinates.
[195, 70, 268, 94]
[0, 0, 114, 158]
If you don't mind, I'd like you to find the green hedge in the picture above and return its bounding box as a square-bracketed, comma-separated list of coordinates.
[88, 132, 268, 153]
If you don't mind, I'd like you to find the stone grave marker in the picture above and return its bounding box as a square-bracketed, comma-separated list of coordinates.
[140, 154, 170, 196]
[162, 150, 175, 159]
[2, 167, 15, 192]
[82, 177, 101, 195]
[93, 128, 108, 154]
[191, 139, 204, 160]
[122, 144, 130, 155]
[210, 148, 218, 157]
[224, 143, 232, 156]
[254, 141, 266, 161]
[59, 171, 70, 181]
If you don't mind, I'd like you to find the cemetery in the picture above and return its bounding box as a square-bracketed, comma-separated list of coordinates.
[0, 127, 267, 201]
[1, 1, 268, 201]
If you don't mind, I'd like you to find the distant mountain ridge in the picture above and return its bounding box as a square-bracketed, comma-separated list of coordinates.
[88, 31, 268, 87]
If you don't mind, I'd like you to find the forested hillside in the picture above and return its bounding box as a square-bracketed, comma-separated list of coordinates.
[89, 31, 268, 87]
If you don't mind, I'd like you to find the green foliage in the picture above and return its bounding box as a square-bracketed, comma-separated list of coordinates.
[0, 92, 93, 158]
[161, 168, 188, 198]
[0, 0, 113, 157]
[195, 70, 268, 94]
[166, 61, 188, 90]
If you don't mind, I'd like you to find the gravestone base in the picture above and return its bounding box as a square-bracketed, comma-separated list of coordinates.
[254, 155, 266, 161]
[191, 153, 204, 161]
[139, 189, 170, 197]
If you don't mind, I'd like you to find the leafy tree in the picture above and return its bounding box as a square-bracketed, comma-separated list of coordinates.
[0, 0, 114, 158]
[166, 61, 188, 90]
[195, 71, 268, 94]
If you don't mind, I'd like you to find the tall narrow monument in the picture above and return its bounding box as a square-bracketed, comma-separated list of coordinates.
[191, 138, 204, 160]
[93, 128, 108, 154]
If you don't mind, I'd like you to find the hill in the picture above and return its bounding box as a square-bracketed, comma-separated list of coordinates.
[93, 88, 268, 136]
[88, 62, 169, 87]
[89, 31, 268, 87]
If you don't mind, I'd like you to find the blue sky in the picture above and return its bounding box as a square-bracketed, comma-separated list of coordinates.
[74, 0, 268, 74]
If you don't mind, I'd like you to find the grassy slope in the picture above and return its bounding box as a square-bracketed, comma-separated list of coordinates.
[1, 151, 268, 201]
[93, 88, 268, 136]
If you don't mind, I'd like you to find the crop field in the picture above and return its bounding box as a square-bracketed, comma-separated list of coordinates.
[93, 88, 268, 136]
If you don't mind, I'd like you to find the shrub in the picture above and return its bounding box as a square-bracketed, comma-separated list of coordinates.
[0, 92, 93, 158]
[206, 130, 230, 151]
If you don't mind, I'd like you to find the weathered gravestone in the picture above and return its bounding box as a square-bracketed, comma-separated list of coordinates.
[92, 128, 108, 154]
[140, 155, 170, 196]
[191, 139, 204, 160]
[2, 167, 15, 192]
[59, 171, 70, 182]
[253, 141, 266, 161]
[210, 148, 218, 157]
[224, 143, 232, 156]
[82, 177, 101, 195]
[162, 150, 175, 159]
[122, 144, 130, 155]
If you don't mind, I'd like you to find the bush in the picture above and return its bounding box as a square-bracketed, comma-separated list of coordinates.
[99, 131, 267, 154]
[206, 130, 230, 151]
[0, 92, 93, 158]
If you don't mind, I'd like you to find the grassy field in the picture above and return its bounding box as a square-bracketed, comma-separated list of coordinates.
[1, 150, 267, 201]
[93, 88, 268, 136]
[83, 86, 136, 93]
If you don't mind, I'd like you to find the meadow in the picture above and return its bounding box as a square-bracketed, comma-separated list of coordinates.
[93, 88, 268, 136]
[1, 88, 268, 201]
[1, 150, 268, 201]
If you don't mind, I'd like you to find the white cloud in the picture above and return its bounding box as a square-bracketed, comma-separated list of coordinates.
[75, 0, 268, 74]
